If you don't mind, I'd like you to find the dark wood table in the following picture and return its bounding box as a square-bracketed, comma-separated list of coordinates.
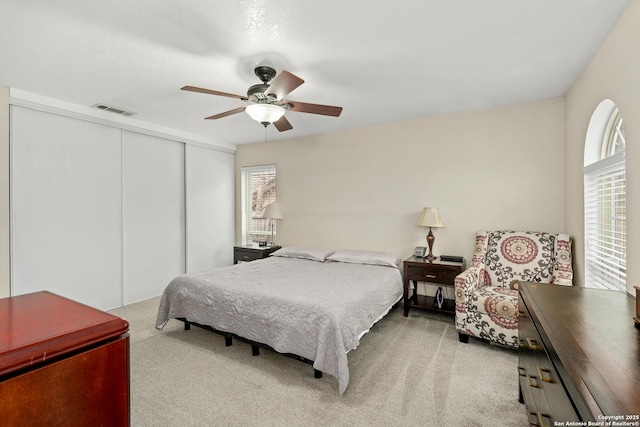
[403, 256, 465, 316]
[0, 291, 130, 426]
[234, 244, 281, 264]
[519, 282, 640, 423]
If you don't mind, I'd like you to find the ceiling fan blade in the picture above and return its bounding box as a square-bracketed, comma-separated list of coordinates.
[287, 101, 343, 117]
[182, 85, 247, 100]
[205, 107, 246, 120]
[273, 116, 293, 132]
[264, 71, 304, 100]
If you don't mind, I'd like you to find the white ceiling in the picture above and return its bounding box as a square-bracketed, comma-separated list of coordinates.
[0, 1, 632, 146]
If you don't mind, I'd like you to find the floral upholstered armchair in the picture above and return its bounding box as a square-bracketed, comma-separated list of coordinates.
[455, 230, 573, 348]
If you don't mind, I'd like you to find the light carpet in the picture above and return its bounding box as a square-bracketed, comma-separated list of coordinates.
[110, 297, 527, 426]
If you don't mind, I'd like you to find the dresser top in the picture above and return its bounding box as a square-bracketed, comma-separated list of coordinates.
[0, 291, 129, 376]
[520, 283, 640, 418]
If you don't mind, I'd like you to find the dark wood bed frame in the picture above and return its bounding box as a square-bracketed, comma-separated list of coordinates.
[176, 317, 324, 379]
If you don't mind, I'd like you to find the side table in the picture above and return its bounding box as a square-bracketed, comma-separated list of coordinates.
[234, 245, 281, 264]
[403, 256, 465, 316]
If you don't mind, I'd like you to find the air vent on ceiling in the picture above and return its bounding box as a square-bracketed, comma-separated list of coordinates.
[92, 103, 136, 117]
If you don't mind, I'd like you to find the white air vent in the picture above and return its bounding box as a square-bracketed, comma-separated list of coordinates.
[92, 103, 136, 117]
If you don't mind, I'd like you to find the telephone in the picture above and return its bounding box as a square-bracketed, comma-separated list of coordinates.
[414, 246, 427, 258]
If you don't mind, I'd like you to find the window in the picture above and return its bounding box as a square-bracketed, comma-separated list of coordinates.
[240, 165, 276, 245]
[584, 101, 626, 292]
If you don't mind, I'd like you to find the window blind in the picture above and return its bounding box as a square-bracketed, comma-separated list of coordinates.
[584, 152, 626, 291]
[240, 165, 276, 245]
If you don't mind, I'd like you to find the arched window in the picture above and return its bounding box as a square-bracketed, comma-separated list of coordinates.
[584, 100, 626, 291]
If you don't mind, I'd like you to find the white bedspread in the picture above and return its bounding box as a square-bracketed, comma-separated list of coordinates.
[156, 256, 403, 394]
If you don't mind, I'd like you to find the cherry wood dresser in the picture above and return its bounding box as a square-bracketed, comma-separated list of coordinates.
[0, 291, 130, 426]
[518, 282, 640, 425]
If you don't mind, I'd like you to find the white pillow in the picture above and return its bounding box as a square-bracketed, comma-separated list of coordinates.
[270, 247, 335, 262]
[326, 249, 398, 268]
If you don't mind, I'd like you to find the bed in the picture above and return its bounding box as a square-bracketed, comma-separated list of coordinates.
[155, 247, 403, 394]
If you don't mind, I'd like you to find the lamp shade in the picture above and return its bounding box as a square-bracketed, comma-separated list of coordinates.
[263, 203, 283, 220]
[245, 104, 285, 124]
[417, 207, 445, 228]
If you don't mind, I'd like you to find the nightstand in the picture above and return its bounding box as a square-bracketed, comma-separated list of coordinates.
[403, 256, 465, 316]
[234, 245, 281, 264]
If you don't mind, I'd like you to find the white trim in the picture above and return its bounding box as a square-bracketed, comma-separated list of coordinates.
[120, 128, 125, 307]
[9, 88, 236, 154]
[8, 105, 14, 297]
[184, 144, 189, 275]
[241, 164, 277, 174]
[584, 99, 616, 166]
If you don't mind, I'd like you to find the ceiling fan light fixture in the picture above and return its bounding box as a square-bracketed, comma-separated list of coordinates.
[182, 67, 342, 132]
[245, 104, 285, 125]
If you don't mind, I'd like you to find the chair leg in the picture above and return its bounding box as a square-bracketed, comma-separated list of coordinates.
[458, 332, 470, 343]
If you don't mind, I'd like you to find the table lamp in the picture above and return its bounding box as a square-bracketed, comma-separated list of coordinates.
[263, 203, 283, 246]
[417, 207, 445, 261]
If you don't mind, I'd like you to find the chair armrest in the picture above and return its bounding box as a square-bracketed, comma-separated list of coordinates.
[454, 266, 481, 303]
[455, 266, 482, 334]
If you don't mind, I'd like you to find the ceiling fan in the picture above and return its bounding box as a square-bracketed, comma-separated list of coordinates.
[181, 66, 343, 132]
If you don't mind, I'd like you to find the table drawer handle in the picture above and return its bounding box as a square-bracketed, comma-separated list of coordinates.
[424, 274, 437, 279]
[538, 413, 552, 427]
[527, 338, 542, 351]
[529, 411, 541, 426]
[537, 367, 554, 383]
[518, 366, 526, 377]
[528, 375, 541, 389]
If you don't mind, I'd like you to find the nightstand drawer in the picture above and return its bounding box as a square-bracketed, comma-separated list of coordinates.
[406, 265, 458, 284]
[235, 249, 261, 262]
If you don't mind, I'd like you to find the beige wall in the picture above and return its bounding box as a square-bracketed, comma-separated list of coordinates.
[236, 98, 565, 263]
[564, 2, 639, 291]
[0, 87, 8, 298]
